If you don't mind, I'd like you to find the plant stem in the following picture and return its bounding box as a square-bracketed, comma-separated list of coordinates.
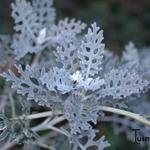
[46, 126, 69, 137]
[27, 111, 53, 120]
[33, 141, 55, 150]
[12, 111, 53, 121]
[11, 106, 150, 126]
[9, 92, 16, 118]
[31, 116, 66, 132]
[98, 106, 150, 126]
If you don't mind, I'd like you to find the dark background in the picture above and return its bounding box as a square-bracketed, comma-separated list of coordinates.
[0, 0, 150, 53]
[0, 0, 150, 149]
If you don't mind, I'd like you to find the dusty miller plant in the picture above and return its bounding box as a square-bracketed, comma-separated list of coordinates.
[0, 0, 150, 149]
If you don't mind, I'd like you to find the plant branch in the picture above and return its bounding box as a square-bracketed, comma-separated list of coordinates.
[98, 106, 150, 126]
[31, 116, 66, 132]
[12, 111, 53, 121]
[10, 105, 150, 128]
[9, 92, 16, 118]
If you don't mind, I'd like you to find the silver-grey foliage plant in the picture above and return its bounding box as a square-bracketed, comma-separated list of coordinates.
[0, 0, 150, 149]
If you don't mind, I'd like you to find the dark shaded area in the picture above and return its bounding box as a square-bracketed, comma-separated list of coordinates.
[0, 0, 150, 52]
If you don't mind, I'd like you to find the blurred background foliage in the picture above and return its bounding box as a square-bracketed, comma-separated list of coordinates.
[0, 0, 150, 53]
[0, 0, 149, 150]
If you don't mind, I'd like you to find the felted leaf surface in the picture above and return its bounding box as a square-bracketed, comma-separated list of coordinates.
[64, 94, 98, 134]
[71, 129, 110, 150]
[79, 22, 105, 77]
[1, 65, 59, 107]
[40, 67, 73, 94]
[32, 0, 56, 29]
[97, 68, 149, 99]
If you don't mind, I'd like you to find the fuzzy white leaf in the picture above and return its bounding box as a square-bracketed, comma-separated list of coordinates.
[79, 22, 105, 77]
[40, 67, 73, 94]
